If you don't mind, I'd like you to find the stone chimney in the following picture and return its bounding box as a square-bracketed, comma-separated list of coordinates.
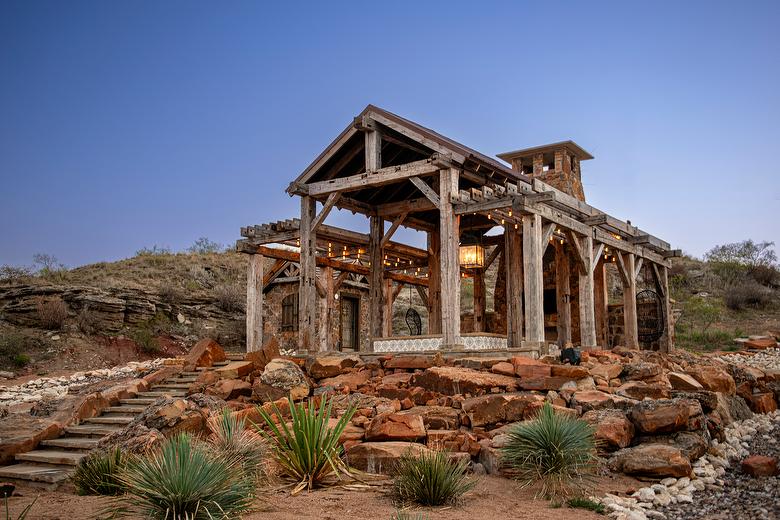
[497, 140, 593, 202]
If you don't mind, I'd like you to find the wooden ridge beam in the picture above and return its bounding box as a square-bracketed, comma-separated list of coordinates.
[304, 158, 439, 197]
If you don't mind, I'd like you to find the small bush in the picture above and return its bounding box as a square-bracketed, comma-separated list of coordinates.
[254, 395, 357, 493]
[114, 433, 254, 519]
[130, 327, 160, 354]
[187, 237, 224, 254]
[73, 447, 131, 496]
[724, 281, 774, 310]
[501, 403, 596, 499]
[207, 408, 268, 482]
[0, 264, 34, 284]
[390, 512, 430, 520]
[213, 283, 243, 312]
[36, 298, 69, 330]
[567, 497, 606, 514]
[77, 305, 100, 334]
[158, 284, 184, 305]
[135, 245, 172, 256]
[393, 449, 475, 506]
[12, 354, 30, 367]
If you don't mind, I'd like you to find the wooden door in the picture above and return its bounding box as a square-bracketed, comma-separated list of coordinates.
[340, 296, 359, 351]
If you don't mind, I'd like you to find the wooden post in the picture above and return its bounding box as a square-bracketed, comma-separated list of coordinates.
[427, 229, 442, 334]
[594, 258, 609, 347]
[439, 167, 461, 349]
[299, 196, 317, 352]
[578, 234, 597, 349]
[473, 268, 485, 333]
[383, 278, 394, 337]
[653, 263, 673, 353]
[318, 266, 334, 352]
[246, 253, 263, 352]
[505, 226, 523, 348]
[554, 242, 571, 347]
[622, 253, 639, 349]
[523, 214, 545, 350]
[369, 215, 385, 347]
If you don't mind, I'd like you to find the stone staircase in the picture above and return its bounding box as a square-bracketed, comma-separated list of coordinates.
[0, 360, 231, 489]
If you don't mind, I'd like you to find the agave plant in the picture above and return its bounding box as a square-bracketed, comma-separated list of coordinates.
[72, 447, 131, 496]
[207, 408, 268, 482]
[500, 402, 596, 499]
[392, 449, 475, 506]
[254, 395, 357, 493]
[114, 433, 254, 519]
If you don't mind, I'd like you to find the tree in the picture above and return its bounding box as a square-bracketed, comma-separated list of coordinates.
[187, 237, 224, 254]
[704, 240, 777, 284]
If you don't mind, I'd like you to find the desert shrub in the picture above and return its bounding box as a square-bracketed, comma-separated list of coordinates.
[12, 354, 30, 367]
[254, 395, 357, 493]
[392, 449, 475, 506]
[0, 264, 34, 284]
[390, 512, 430, 520]
[73, 447, 131, 496]
[157, 284, 184, 306]
[567, 497, 606, 514]
[32, 253, 68, 281]
[705, 239, 777, 285]
[187, 237, 223, 254]
[135, 245, 172, 256]
[77, 305, 100, 334]
[213, 283, 243, 312]
[113, 433, 253, 519]
[680, 296, 720, 333]
[130, 326, 160, 354]
[724, 281, 774, 310]
[0, 332, 38, 368]
[501, 402, 596, 499]
[36, 298, 69, 330]
[750, 265, 780, 287]
[207, 408, 268, 482]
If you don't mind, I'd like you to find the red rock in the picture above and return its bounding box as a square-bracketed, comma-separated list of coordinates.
[207, 379, 252, 400]
[426, 429, 480, 456]
[571, 390, 632, 411]
[582, 409, 634, 451]
[183, 338, 226, 369]
[748, 393, 778, 413]
[244, 336, 280, 371]
[411, 366, 518, 395]
[686, 367, 736, 395]
[462, 393, 545, 427]
[609, 443, 692, 478]
[744, 338, 778, 350]
[616, 381, 671, 400]
[622, 362, 662, 381]
[365, 413, 426, 441]
[741, 455, 779, 477]
[382, 372, 413, 386]
[400, 398, 414, 410]
[551, 365, 589, 379]
[319, 370, 371, 390]
[346, 441, 431, 473]
[630, 398, 701, 434]
[384, 355, 433, 370]
[399, 406, 460, 430]
[519, 376, 578, 391]
[491, 361, 516, 377]
[668, 372, 704, 391]
[215, 361, 254, 379]
[306, 354, 361, 379]
[512, 357, 552, 378]
[589, 363, 623, 381]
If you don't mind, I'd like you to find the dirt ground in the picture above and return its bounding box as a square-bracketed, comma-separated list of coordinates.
[5, 473, 643, 520]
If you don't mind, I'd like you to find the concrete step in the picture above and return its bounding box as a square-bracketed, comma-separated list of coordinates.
[105, 405, 146, 414]
[65, 424, 123, 436]
[0, 463, 73, 485]
[40, 437, 100, 450]
[140, 390, 187, 398]
[84, 415, 134, 425]
[120, 397, 157, 405]
[16, 450, 86, 466]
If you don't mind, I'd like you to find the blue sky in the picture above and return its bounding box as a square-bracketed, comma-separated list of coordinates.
[1, 1, 778, 268]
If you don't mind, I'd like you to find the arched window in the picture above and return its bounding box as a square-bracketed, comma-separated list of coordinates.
[281, 293, 299, 332]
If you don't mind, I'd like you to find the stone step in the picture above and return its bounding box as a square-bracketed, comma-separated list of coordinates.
[84, 415, 135, 425]
[140, 390, 187, 398]
[226, 353, 245, 361]
[16, 450, 86, 466]
[0, 463, 73, 485]
[181, 371, 200, 376]
[40, 437, 100, 450]
[167, 376, 198, 382]
[120, 397, 157, 405]
[196, 362, 230, 371]
[65, 424, 123, 436]
[105, 405, 146, 414]
[153, 382, 192, 389]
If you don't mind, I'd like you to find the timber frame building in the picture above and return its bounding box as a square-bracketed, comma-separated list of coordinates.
[237, 105, 680, 356]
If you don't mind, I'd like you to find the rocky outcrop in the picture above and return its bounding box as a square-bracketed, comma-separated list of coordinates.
[365, 413, 426, 441]
[411, 366, 518, 395]
[582, 409, 635, 451]
[461, 393, 545, 427]
[609, 443, 692, 478]
[346, 441, 430, 473]
[253, 359, 309, 401]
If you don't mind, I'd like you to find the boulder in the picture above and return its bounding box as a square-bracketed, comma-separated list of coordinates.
[318, 370, 371, 390]
[411, 366, 518, 395]
[491, 362, 516, 377]
[616, 381, 671, 400]
[512, 356, 552, 378]
[426, 429, 480, 456]
[399, 406, 460, 430]
[384, 355, 433, 370]
[365, 413, 426, 441]
[244, 336, 280, 371]
[748, 392, 777, 413]
[215, 361, 254, 379]
[306, 354, 362, 379]
[207, 379, 252, 400]
[582, 409, 634, 451]
[744, 338, 778, 350]
[550, 365, 590, 379]
[589, 363, 623, 381]
[637, 431, 709, 461]
[686, 367, 736, 395]
[630, 398, 702, 434]
[346, 441, 431, 473]
[609, 443, 692, 478]
[253, 359, 310, 401]
[741, 455, 779, 477]
[183, 338, 226, 369]
[714, 393, 753, 425]
[669, 372, 704, 391]
[382, 372, 413, 386]
[461, 393, 545, 427]
[571, 390, 633, 412]
[622, 362, 663, 381]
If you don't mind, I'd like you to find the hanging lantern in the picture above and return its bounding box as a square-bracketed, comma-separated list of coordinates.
[459, 244, 485, 269]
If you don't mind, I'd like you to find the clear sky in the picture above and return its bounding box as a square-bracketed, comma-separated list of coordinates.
[1, 0, 778, 268]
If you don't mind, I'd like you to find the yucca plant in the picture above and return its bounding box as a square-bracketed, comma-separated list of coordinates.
[72, 447, 131, 496]
[113, 433, 254, 519]
[390, 511, 430, 520]
[500, 402, 596, 499]
[392, 450, 476, 506]
[254, 395, 357, 493]
[207, 408, 268, 483]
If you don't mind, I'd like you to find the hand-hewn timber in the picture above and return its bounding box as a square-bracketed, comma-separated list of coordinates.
[246, 254, 263, 352]
[303, 158, 440, 197]
[299, 196, 317, 352]
[523, 213, 545, 351]
[505, 225, 523, 348]
[554, 242, 572, 347]
[438, 168, 462, 349]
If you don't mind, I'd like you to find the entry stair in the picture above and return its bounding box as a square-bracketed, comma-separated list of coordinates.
[0, 360, 231, 489]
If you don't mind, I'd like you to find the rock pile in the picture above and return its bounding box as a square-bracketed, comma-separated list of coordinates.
[0, 359, 164, 407]
[719, 347, 780, 372]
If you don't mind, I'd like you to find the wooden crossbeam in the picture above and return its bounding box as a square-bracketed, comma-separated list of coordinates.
[409, 177, 441, 208]
[484, 243, 503, 270]
[614, 251, 630, 286]
[592, 243, 605, 272]
[303, 158, 439, 197]
[310, 192, 341, 232]
[391, 282, 405, 303]
[634, 258, 644, 280]
[565, 230, 590, 274]
[333, 271, 350, 292]
[376, 197, 436, 217]
[381, 213, 407, 248]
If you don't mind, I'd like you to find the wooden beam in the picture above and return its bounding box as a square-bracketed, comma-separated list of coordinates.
[246, 254, 263, 352]
[554, 242, 572, 347]
[592, 243, 605, 272]
[577, 233, 597, 349]
[428, 229, 441, 334]
[523, 213, 545, 350]
[453, 196, 513, 215]
[306, 158, 439, 197]
[621, 252, 639, 349]
[369, 215, 385, 345]
[376, 197, 436, 217]
[566, 229, 589, 274]
[310, 192, 341, 232]
[594, 258, 609, 348]
[318, 266, 334, 352]
[484, 243, 503, 271]
[634, 258, 644, 280]
[299, 196, 317, 352]
[380, 213, 407, 248]
[262, 259, 288, 289]
[473, 268, 485, 333]
[383, 278, 394, 337]
[367, 111, 467, 164]
[415, 285, 430, 312]
[439, 167, 462, 349]
[409, 176, 441, 209]
[505, 225, 523, 348]
[314, 277, 326, 299]
[333, 271, 350, 292]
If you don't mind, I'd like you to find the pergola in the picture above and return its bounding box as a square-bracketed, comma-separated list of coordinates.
[237, 105, 679, 356]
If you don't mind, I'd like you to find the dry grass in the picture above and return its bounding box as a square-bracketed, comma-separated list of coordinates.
[36, 298, 69, 330]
